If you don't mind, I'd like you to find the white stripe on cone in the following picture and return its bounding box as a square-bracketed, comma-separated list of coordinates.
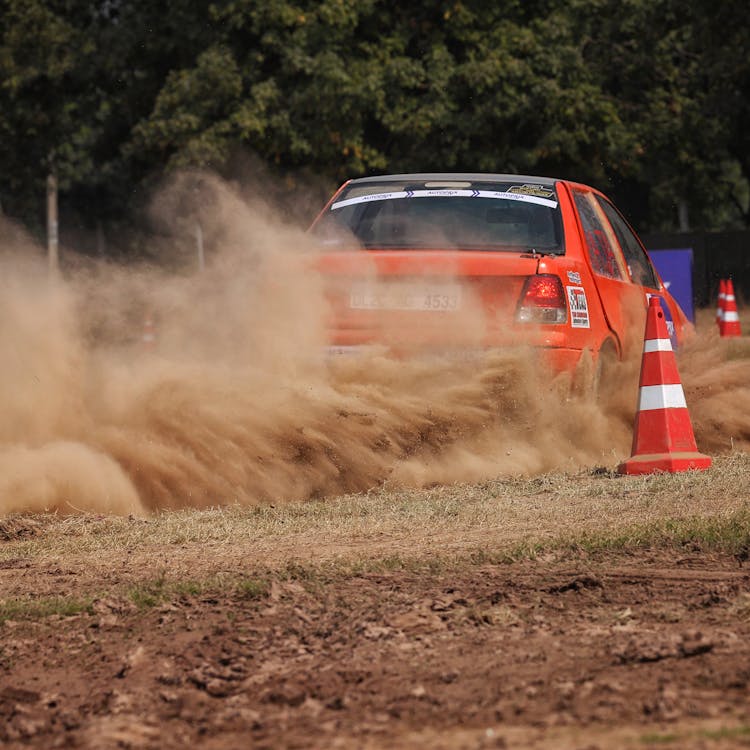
[643, 338, 673, 353]
[724, 311, 740, 322]
[638, 384, 687, 411]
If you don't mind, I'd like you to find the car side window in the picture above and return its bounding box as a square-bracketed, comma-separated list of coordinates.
[572, 190, 624, 280]
[595, 196, 660, 290]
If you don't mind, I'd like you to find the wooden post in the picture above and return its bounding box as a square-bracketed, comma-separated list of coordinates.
[47, 173, 59, 273]
[195, 221, 205, 272]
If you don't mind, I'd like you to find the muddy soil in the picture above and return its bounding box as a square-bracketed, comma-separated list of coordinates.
[2, 551, 750, 749]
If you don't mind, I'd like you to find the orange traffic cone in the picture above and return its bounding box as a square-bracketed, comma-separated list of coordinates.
[716, 278, 726, 328]
[619, 296, 711, 475]
[720, 279, 741, 338]
[142, 311, 157, 350]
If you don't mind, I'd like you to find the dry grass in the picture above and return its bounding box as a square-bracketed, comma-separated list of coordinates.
[1, 453, 748, 590]
[0, 452, 748, 617]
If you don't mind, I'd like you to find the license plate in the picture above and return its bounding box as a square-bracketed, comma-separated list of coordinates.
[349, 282, 462, 311]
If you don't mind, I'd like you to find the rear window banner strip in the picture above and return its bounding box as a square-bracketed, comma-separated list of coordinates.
[332, 190, 409, 208]
[331, 190, 558, 210]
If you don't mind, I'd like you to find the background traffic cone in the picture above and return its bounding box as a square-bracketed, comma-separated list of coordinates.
[619, 296, 711, 475]
[719, 279, 742, 337]
[141, 311, 157, 350]
[716, 278, 726, 328]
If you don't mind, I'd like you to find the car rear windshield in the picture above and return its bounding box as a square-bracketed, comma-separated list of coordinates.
[313, 180, 564, 253]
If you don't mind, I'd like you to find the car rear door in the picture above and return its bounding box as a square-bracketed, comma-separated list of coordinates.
[567, 187, 648, 356]
[593, 195, 689, 343]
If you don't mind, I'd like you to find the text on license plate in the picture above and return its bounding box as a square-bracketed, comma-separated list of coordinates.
[349, 282, 462, 311]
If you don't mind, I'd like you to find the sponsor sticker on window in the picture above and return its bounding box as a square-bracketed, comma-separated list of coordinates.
[507, 184, 556, 199]
[566, 286, 590, 328]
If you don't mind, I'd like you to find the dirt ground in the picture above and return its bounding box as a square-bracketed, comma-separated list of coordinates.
[3, 178, 750, 748]
[3, 549, 750, 749]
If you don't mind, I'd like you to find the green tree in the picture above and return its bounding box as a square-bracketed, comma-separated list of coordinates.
[0, 0, 100, 229]
[571, 0, 749, 230]
[1, 0, 748, 237]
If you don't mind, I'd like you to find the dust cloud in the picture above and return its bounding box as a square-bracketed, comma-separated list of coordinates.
[0, 175, 748, 516]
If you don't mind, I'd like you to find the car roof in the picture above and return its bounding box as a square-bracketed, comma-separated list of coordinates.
[347, 173, 559, 186]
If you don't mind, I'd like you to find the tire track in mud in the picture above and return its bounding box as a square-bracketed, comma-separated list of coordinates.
[2, 552, 750, 749]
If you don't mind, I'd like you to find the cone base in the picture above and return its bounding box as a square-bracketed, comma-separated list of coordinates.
[618, 451, 712, 476]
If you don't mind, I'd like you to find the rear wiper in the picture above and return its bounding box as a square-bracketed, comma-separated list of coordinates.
[519, 248, 559, 259]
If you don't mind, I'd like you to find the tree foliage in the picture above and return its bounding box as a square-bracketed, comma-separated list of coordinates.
[0, 0, 748, 239]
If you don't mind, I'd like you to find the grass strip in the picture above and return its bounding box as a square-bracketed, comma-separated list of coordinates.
[0, 575, 270, 625]
[2, 453, 749, 563]
[640, 724, 750, 745]
[1, 506, 749, 626]
[0, 595, 93, 624]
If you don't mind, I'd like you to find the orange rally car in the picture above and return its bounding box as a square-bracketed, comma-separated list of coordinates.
[310, 173, 690, 376]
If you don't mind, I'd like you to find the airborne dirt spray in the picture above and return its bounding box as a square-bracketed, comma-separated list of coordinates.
[0, 175, 748, 516]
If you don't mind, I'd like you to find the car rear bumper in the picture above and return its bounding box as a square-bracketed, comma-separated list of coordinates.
[325, 343, 585, 375]
[537, 346, 587, 374]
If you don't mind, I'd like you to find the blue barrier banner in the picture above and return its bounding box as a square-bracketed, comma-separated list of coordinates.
[648, 248, 695, 323]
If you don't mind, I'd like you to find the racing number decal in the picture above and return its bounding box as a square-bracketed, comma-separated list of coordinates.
[566, 286, 590, 328]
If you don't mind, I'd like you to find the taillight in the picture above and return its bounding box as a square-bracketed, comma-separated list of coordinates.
[516, 274, 567, 324]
